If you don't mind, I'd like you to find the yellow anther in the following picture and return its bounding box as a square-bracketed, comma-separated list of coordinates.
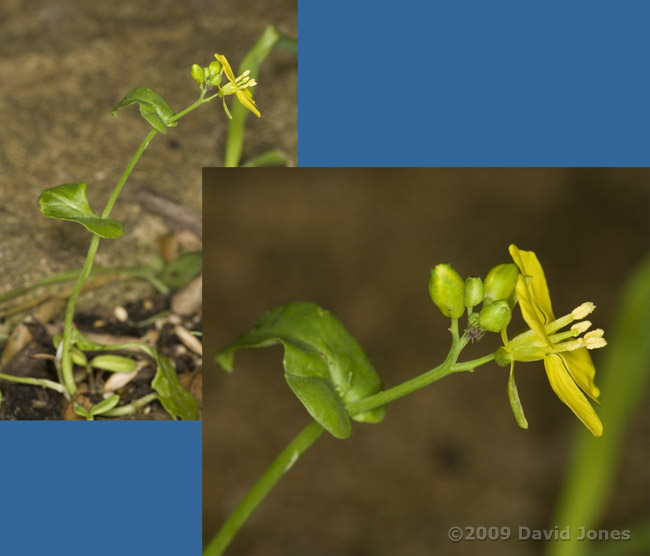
[571, 321, 591, 335]
[572, 302, 595, 320]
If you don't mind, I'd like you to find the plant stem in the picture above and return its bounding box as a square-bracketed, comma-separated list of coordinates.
[0, 373, 66, 394]
[203, 420, 325, 556]
[101, 392, 159, 417]
[206, 321, 500, 554]
[101, 129, 158, 218]
[59, 129, 158, 397]
[345, 318, 489, 416]
[53, 86, 224, 398]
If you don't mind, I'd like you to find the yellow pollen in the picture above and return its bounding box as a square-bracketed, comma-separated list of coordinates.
[565, 340, 583, 351]
[572, 302, 595, 320]
[571, 321, 591, 335]
[584, 329, 606, 349]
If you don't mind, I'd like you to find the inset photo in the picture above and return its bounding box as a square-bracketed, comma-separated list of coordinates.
[0, 0, 297, 420]
[203, 168, 649, 555]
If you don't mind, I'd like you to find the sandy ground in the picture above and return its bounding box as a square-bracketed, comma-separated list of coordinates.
[0, 0, 296, 321]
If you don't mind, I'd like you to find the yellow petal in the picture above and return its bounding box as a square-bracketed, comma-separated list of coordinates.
[215, 53, 237, 84]
[509, 244, 555, 324]
[559, 349, 600, 402]
[544, 354, 603, 436]
[235, 89, 261, 117]
[515, 274, 553, 346]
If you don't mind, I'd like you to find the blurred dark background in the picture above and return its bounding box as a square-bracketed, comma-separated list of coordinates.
[203, 168, 649, 555]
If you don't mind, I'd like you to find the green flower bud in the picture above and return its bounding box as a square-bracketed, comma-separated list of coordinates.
[208, 59, 222, 76]
[90, 354, 138, 373]
[478, 300, 512, 332]
[464, 276, 484, 308]
[190, 64, 205, 84]
[483, 263, 519, 303]
[429, 264, 466, 319]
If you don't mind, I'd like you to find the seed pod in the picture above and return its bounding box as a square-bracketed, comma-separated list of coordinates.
[428, 264, 466, 319]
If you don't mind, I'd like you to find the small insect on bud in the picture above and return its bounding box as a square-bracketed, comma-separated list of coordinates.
[428, 264, 466, 319]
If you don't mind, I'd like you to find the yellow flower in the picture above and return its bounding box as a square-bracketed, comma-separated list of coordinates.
[214, 53, 261, 118]
[496, 244, 606, 437]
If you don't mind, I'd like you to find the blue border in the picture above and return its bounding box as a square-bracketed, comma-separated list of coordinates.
[299, 1, 650, 166]
[0, 422, 201, 555]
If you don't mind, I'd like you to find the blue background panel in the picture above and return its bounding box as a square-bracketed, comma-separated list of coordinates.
[299, 1, 650, 166]
[1, 422, 201, 556]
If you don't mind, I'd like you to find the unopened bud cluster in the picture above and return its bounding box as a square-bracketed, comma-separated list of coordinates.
[428, 261, 520, 336]
[191, 59, 223, 88]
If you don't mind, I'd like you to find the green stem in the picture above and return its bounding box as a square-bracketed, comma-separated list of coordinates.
[0, 373, 66, 394]
[101, 392, 159, 417]
[346, 318, 489, 416]
[59, 234, 99, 396]
[169, 92, 218, 123]
[59, 129, 157, 397]
[57, 89, 220, 397]
[102, 129, 158, 218]
[206, 321, 500, 554]
[0, 264, 165, 304]
[203, 420, 325, 556]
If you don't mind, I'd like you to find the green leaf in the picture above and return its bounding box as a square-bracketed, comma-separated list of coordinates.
[241, 149, 289, 167]
[151, 353, 199, 421]
[38, 183, 125, 238]
[70, 329, 199, 421]
[216, 302, 386, 439]
[158, 251, 202, 289]
[112, 87, 178, 134]
[89, 394, 120, 416]
[89, 354, 138, 373]
[73, 403, 91, 419]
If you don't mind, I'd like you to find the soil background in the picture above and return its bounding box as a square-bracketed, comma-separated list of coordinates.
[203, 168, 649, 555]
[0, 0, 297, 319]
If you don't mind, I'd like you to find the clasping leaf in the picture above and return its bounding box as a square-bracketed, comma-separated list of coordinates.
[216, 302, 386, 439]
[38, 182, 124, 238]
[112, 87, 178, 134]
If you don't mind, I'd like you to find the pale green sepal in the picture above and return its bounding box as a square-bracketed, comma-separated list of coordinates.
[508, 364, 529, 429]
